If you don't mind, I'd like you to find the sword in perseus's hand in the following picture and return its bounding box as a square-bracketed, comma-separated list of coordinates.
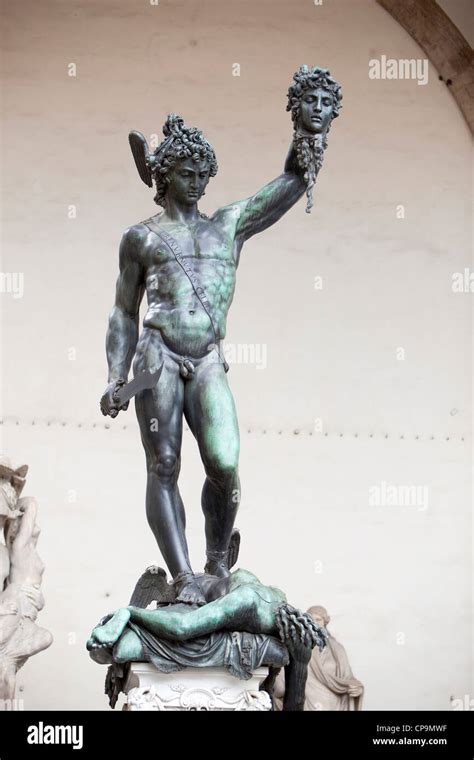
[113, 365, 164, 407]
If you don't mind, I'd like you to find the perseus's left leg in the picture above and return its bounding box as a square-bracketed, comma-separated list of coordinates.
[184, 362, 240, 577]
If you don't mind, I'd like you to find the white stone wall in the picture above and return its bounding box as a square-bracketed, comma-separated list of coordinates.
[1, 0, 471, 710]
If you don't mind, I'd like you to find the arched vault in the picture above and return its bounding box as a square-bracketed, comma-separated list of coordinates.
[377, 0, 474, 132]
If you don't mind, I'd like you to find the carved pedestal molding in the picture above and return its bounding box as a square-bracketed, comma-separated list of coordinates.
[123, 663, 272, 711]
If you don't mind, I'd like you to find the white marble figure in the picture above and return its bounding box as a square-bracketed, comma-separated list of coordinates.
[273, 605, 364, 711]
[0, 457, 52, 700]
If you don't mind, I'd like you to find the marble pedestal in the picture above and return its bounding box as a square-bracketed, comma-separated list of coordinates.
[123, 663, 272, 711]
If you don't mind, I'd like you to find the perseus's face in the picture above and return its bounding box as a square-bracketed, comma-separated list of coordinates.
[298, 87, 335, 135]
[167, 157, 211, 206]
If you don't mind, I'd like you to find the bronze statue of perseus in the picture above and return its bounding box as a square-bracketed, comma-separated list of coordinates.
[100, 65, 342, 607]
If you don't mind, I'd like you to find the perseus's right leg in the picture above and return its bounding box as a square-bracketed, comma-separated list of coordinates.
[134, 340, 205, 605]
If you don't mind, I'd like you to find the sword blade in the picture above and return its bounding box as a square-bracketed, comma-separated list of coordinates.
[115, 365, 163, 406]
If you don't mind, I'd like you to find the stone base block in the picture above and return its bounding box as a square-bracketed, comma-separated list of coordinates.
[123, 663, 272, 711]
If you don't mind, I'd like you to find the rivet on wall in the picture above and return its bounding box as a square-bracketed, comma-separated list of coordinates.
[0, 418, 468, 442]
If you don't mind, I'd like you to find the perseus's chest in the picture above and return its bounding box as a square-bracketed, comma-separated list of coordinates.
[147, 222, 234, 268]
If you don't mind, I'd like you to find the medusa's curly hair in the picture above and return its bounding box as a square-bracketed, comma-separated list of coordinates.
[286, 64, 343, 130]
[151, 113, 218, 207]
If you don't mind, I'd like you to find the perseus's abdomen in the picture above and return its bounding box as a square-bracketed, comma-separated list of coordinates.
[142, 305, 220, 358]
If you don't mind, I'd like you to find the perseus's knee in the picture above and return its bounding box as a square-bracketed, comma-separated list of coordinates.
[204, 450, 239, 488]
[147, 451, 181, 481]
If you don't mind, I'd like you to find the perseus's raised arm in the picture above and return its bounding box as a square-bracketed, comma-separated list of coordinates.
[232, 142, 307, 242]
[106, 226, 146, 383]
[227, 65, 342, 241]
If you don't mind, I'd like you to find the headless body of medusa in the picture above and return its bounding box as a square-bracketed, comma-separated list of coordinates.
[88, 570, 285, 660]
[101, 127, 311, 606]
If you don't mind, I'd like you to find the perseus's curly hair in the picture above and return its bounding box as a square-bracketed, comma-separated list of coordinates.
[151, 113, 218, 207]
[286, 65, 343, 213]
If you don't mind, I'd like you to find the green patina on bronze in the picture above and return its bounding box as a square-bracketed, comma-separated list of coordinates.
[100, 66, 342, 605]
[93, 67, 341, 711]
[90, 570, 285, 652]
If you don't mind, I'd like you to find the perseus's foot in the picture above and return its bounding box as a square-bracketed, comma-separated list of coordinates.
[205, 550, 230, 579]
[173, 572, 206, 606]
[90, 608, 131, 646]
[204, 560, 230, 578]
